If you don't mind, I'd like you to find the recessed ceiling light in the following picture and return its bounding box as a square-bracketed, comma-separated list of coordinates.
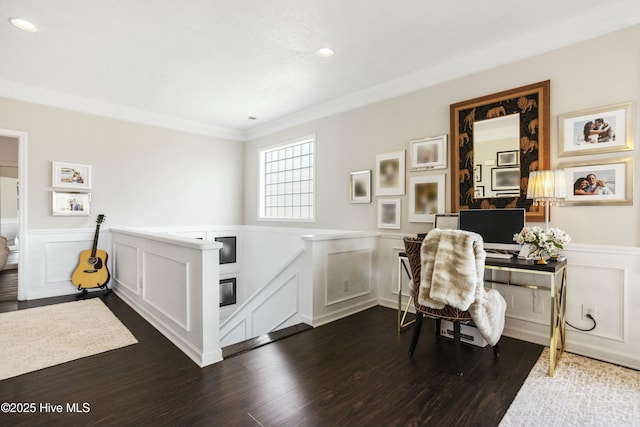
[248, 116, 257, 120]
[9, 17, 38, 32]
[315, 47, 335, 58]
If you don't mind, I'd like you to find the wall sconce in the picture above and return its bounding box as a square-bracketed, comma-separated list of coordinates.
[526, 170, 566, 228]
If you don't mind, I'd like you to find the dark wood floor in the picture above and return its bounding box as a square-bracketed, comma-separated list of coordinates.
[0, 269, 18, 303]
[0, 292, 543, 426]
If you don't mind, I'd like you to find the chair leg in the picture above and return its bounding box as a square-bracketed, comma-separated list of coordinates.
[493, 342, 500, 358]
[434, 318, 441, 338]
[408, 313, 423, 356]
[453, 320, 463, 376]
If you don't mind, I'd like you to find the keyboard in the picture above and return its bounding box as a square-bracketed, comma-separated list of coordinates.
[485, 252, 514, 260]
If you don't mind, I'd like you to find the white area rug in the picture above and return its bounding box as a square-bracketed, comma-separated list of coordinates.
[500, 347, 640, 426]
[0, 298, 137, 380]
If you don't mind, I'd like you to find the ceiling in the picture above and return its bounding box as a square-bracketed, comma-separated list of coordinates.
[1, 1, 639, 140]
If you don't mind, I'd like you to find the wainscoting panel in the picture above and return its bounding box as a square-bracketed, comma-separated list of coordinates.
[44, 240, 92, 284]
[113, 242, 140, 294]
[325, 248, 372, 305]
[251, 274, 298, 337]
[142, 251, 190, 331]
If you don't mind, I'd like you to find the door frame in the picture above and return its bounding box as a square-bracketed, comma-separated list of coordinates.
[0, 128, 27, 300]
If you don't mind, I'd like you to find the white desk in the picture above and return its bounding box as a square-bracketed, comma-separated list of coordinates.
[397, 252, 568, 376]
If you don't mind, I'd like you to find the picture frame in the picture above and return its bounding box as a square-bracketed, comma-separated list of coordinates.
[474, 185, 485, 198]
[52, 161, 91, 190]
[497, 150, 520, 166]
[561, 157, 633, 205]
[219, 278, 237, 307]
[375, 151, 405, 196]
[558, 101, 635, 157]
[408, 174, 445, 223]
[52, 191, 91, 216]
[434, 213, 459, 230]
[491, 167, 520, 191]
[474, 164, 482, 183]
[409, 135, 447, 170]
[214, 236, 237, 264]
[350, 170, 371, 203]
[378, 198, 401, 229]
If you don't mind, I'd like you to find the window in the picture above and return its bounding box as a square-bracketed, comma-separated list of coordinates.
[259, 135, 315, 221]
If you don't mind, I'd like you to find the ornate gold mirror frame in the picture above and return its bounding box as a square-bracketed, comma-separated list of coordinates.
[450, 80, 550, 222]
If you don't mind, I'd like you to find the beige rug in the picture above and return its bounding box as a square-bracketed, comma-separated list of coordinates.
[500, 348, 640, 426]
[0, 298, 138, 380]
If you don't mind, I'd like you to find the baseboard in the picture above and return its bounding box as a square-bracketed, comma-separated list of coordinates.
[312, 298, 378, 327]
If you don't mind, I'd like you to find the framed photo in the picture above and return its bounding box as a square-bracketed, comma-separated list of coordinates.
[497, 150, 520, 166]
[562, 157, 633, 205]
[52, 161, 91, 190]
[52, 191, 91, 216]
[559, 101, 635, 157]
[219, 278, 237, 307]
[350, 170, 371, 203]
[474, 164, 482, 183]
[409, 135, 447, 170]
[491, 167, 520, 191]
[375, 151, 405, 196]
[434, 213, 459, 230]
[474, 185, 485, 198]
[409, 174, 445, 223]
[214, 236, 237, 264]
[378, 198, 401, 229]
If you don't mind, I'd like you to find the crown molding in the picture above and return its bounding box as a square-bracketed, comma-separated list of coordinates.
[0, 79, 244, 141]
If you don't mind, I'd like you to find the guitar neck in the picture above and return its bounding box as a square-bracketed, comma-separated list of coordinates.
[91, 223, 101, 258]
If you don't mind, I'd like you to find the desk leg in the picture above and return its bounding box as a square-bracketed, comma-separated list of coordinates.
[548, 269, 567, 376]
[397, 257, 415, 332]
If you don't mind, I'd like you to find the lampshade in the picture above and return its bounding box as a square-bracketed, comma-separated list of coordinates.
[526, 170, 566, 204]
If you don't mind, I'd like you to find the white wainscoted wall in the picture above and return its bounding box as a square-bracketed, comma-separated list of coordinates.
[376, 233, 640, 370]
[18, 226, 640, 370]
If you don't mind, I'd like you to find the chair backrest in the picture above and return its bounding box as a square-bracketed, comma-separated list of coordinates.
[403, 236, 425, 299]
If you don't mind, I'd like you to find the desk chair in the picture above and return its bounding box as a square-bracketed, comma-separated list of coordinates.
[403, 234, 500, 375]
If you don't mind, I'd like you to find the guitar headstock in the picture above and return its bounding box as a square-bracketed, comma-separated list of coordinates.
[96, 214, 106, 225]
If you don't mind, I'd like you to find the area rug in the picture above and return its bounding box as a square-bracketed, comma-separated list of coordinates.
[0, 298, 138, 380]
[500, 347, 640, 426]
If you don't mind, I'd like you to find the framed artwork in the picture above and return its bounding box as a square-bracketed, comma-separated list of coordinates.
[350, 170, 371, 203]
[497, 150, 520, 166]
[375, 151, 405, 196]
[408, 174, 445, 223]
[52, 191, 91, 216]
[559, 102, 635, 157]
[219, 278, 237, 307]
[409, 135, 447, 170]
[474, 186, 485, 198]
[474, 165, 482, 182]
[561, 157, 633, 205]
[214, 236, 237, 264]
[434, 213, 459, 230]
[52, 161, 91, 190]
[378, 198, 401, 229]
[491, 167, 520, 191]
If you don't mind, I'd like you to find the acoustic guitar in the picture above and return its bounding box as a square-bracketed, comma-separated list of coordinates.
[71, 214, 110, 292]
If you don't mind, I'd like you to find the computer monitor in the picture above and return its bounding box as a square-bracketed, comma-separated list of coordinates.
[458, 208, 525, 251]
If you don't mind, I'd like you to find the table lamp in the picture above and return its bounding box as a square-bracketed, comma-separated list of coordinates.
[526, 170, 566, 229]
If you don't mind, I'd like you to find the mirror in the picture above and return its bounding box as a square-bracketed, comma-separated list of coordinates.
[450, 80, 550, 222]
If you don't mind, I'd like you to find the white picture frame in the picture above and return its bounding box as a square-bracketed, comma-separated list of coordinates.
[409, 135, 447, 170]
[375, 151, 405, 196]
[561, 157, 633, 205]
[350, 170, 371, 203]
[52, 191, 91, 216]
[52, 161, 91, 190]
[408, 174, 445, 223]
[378, 198, 401, 229]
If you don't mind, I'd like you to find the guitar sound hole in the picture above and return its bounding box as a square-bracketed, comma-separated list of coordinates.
[88, 257, 97, 265]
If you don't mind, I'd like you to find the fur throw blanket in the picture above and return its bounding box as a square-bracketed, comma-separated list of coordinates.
[419, 229, 506, 346]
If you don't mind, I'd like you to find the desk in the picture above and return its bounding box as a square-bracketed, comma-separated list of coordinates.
[397, 252, 567, 376]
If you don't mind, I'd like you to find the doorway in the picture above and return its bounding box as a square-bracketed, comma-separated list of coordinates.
[0, 130, 26, 304]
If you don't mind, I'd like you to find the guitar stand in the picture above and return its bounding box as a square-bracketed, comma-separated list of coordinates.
[76, 284, 112, 299]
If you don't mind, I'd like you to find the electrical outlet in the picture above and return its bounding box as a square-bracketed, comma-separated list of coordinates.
[582, 304, 596, 321]
[343, 279, 349, 292]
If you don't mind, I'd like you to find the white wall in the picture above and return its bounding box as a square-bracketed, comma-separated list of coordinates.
[0, 97, 244, 230]
[243, 24, 640, 248]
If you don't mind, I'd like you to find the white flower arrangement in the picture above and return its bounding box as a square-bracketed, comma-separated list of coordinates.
[513, 226, 571, 260]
